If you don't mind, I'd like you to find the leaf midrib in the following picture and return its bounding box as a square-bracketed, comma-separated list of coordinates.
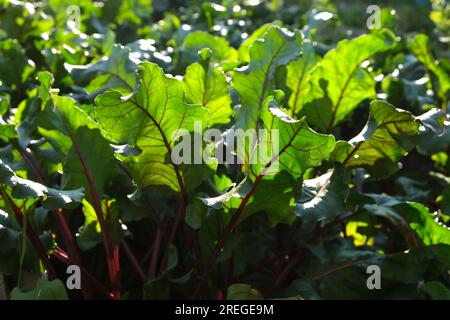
[257, 42, 287, 112]
[326, 64, 359, 133]
[291, 56, 311, 116]
[128, 99, 185, 194]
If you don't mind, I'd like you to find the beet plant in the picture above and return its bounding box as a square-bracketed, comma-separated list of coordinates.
[0, 0, 449, 300]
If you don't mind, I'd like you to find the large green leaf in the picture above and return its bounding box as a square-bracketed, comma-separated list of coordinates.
[331, 100, 421, 178]
[356, 193, 450, 246]
[232, 26, 303, 170]
[0, 208, 23, 274]
[95, 62, 207, 192]
[203, 173, 300, 226]
[300, 30, 396, 132]
[253, 98, 336, 178]
[245, 173, 299, 226]
[201, 98, 335, 225]
[379, 244, 450, 286]
[62, 127, 117, 199]
[421, 281, 450, 299]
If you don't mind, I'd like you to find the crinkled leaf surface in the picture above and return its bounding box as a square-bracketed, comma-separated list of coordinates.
[233, 26, 303, 134]
[253, 98, 335, 178]
[183, 51, 233, 126]
[301, 30, 396, 132]
[286, 41, 319, 116]
[331, 100, 421, 178]
[95, 62, 207, 192]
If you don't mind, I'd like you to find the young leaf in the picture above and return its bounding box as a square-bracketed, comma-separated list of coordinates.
[182, 31, 238, 70]
[183, 49, 233, 126]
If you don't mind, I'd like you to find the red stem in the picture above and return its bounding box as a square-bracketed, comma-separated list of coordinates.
[272, 212, 357, 291]
[53, 247, 114, 299]
[51, 96, 120, 299]
[148, 227, 162, 278]
[16, 145, 46, 184]
[193, 122, 306, 297]
[128, 100, 192, 278]
[193, 172, 265, 297]
[311, 259, 371, 281]
[192, 229, 204, 275]
[121, 239, 147, 282]
[160, 201, 184, 271]
[4, 193, 57, 279]
[326, 65, 359, 134]
[55, 209, 94, 299]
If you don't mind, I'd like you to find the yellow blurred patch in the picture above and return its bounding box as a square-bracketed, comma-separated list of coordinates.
[341, 221, 374, 246]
